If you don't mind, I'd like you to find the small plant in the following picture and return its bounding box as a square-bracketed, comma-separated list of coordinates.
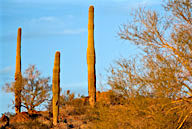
[60, 90, 75, 106]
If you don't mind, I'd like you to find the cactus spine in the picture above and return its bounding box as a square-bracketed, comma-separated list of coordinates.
[52, 51, 60, 126]
[15, 27, 22, 114]
[87, 5, 96, 107]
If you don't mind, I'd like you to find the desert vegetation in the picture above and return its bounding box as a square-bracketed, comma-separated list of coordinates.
[0, 0, 192, 129]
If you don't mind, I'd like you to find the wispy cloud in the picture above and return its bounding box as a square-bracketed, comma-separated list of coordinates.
[58, 28, 87, 35]
[112, 0, 129, 2]
[37, 16, 56, 22]
[22, 28, 86, 39]
[18, 15, 86, 39]
[108, 0, 160, 5]
[135, 0, 161, 7]
[0, 66, 12, 74]
[29, 16, 58, 23]
[9, 0, 88, 4]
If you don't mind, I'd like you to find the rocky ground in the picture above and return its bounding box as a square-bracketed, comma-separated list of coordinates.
[0, 91, 115, 129]
[0, 105, 92, 129]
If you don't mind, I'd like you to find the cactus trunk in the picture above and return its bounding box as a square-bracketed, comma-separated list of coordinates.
[15, 27, 22, 114]
[87, 5, 96, 107]
[52, 51, 60, 126]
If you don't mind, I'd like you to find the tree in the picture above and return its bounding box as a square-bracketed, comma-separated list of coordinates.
[108, 0, 192, 128]
[117, 0, 192, 97]
[115, 0, 192, 99]
[3, 65, 51, 113]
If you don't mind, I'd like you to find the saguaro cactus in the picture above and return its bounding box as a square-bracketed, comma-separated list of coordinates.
[52, 51, 60, 126]
[87, 5, 96, 107]
[15, 27, 22, 114]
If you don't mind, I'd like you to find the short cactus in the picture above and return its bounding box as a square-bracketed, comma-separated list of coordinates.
[15, 27, 22, 114]
[87, 5, 96, 107]
[52, 51, 60, 126]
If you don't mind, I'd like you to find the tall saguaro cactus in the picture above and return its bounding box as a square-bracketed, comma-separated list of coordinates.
[87, 5, 96, 107]
[52, 51, 60, 126]
[15, 27, 22, 114]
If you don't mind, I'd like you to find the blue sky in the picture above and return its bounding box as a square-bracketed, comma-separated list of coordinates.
[0, 0, 162, 114]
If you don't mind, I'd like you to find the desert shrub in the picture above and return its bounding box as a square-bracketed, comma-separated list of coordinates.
[60, 90, 75, 106]
[85, 96, 192, 129]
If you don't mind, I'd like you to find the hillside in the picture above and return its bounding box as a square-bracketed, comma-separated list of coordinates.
[1, 90, 192, 129]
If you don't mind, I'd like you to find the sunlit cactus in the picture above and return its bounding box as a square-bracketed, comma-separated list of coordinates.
[15, 27, 22, 114]
[52, 51, 60, 126]
[87, 5, 96, 107]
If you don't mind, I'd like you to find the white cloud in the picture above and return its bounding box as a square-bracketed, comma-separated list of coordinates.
[112, 0, 129, 2]
[136, 0, 161, 7]
[10, 0, 88, 4]
[22, 17, 87, 38]
[0, 66, 12, 74]
[38, 17, 56, 22]
[58, 28, 87, 35]
[23, 28, 86, 39]
[30, 16, 57, 23]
